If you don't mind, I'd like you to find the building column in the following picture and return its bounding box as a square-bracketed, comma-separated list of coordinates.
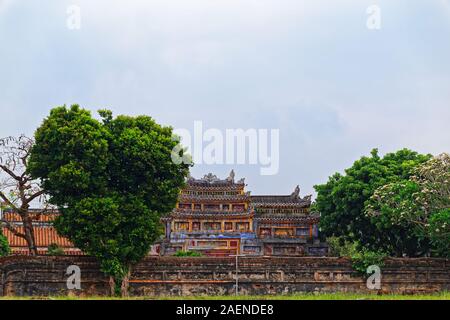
[166, 221, 172, 239]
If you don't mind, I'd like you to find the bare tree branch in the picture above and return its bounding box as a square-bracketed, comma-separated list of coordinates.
[0, 135, 47, 255]
[1, 218, 26, 239]
[24, 189, 46, 205]
[0, 164, 21, 181]
[0, 190, 19, 211]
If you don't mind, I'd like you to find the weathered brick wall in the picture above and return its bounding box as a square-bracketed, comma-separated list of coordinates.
[0, 256, 109, 296]
[0, 256, 448, 296]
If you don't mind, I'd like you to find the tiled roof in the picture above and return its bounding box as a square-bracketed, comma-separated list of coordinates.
[251, 195, 311, 206]
[1, 209, 82, 255]
[179, 194, 250, 201]
[9, 247, 84, 255]
[2, 225, 75, 248]
[186, 172, 246, 187]
[2, 211, 58, 223]
[254, 214, 320, 223]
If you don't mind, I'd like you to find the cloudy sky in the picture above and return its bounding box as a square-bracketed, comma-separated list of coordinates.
[0, 0, 449, 197]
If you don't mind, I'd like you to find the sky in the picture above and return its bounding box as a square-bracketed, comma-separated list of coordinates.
[0, 0, 449, 197]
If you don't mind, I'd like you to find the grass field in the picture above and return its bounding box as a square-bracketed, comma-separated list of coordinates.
[1, 292, 449, 300]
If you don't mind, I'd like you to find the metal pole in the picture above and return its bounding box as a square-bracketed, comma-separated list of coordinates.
[230, 254, 245, 296]
[235, 254, 238, 296]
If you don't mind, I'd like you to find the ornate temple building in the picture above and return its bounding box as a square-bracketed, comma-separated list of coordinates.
[160, 171, 328, 257]
[1, 171, 328, 257]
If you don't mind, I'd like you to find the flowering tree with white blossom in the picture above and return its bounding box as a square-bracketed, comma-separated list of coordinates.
[366, 153, 450, 257]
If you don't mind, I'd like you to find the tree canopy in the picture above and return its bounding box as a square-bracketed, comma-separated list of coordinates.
[28, 105, 191, 295]
[367, 153, 450, 257]
[314, 148, 432, 257]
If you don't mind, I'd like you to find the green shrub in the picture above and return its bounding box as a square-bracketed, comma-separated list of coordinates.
[327, 237, 386, 275]
[173, 250, 202, 257]
[326, 236, 359, 257]
[47, 243, 65, 256]
[0, 231, 11, 257]
[351, 248, 386, 275]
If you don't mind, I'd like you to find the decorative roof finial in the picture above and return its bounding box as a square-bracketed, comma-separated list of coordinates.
[291, 185, 300, 199]
[227, 169, 235, 182]
[202, 173, 219, 183]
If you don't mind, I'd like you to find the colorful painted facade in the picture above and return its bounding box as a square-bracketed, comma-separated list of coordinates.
[160, 171, 328, 257]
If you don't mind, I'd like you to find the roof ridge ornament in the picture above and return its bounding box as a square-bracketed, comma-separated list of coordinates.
[226, 169, 235, 182]
[202, 173, 219, 183]
[291, 185, 300, 199]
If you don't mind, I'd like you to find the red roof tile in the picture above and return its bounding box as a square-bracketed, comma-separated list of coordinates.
[2, 224, 84, 255]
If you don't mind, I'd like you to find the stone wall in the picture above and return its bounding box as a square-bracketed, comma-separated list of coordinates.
[0, 255, 449, 296]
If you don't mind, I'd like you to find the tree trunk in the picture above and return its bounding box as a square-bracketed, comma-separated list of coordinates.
[120, 269, 131, 297]
[109, 276, 116, 296]
[23, 215, 38, 256]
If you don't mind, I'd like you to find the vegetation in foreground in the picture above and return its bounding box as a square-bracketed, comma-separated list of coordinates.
[173, 250, 203, 257]
[27, 105, 191, 295]
[315, 150, 450, 273]
[1, 292, 449, 300]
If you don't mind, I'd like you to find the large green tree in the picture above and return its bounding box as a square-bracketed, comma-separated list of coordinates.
[366, 153, 450, 257]
[314, 148, 431, 257]
[28, 105, 191, 295]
